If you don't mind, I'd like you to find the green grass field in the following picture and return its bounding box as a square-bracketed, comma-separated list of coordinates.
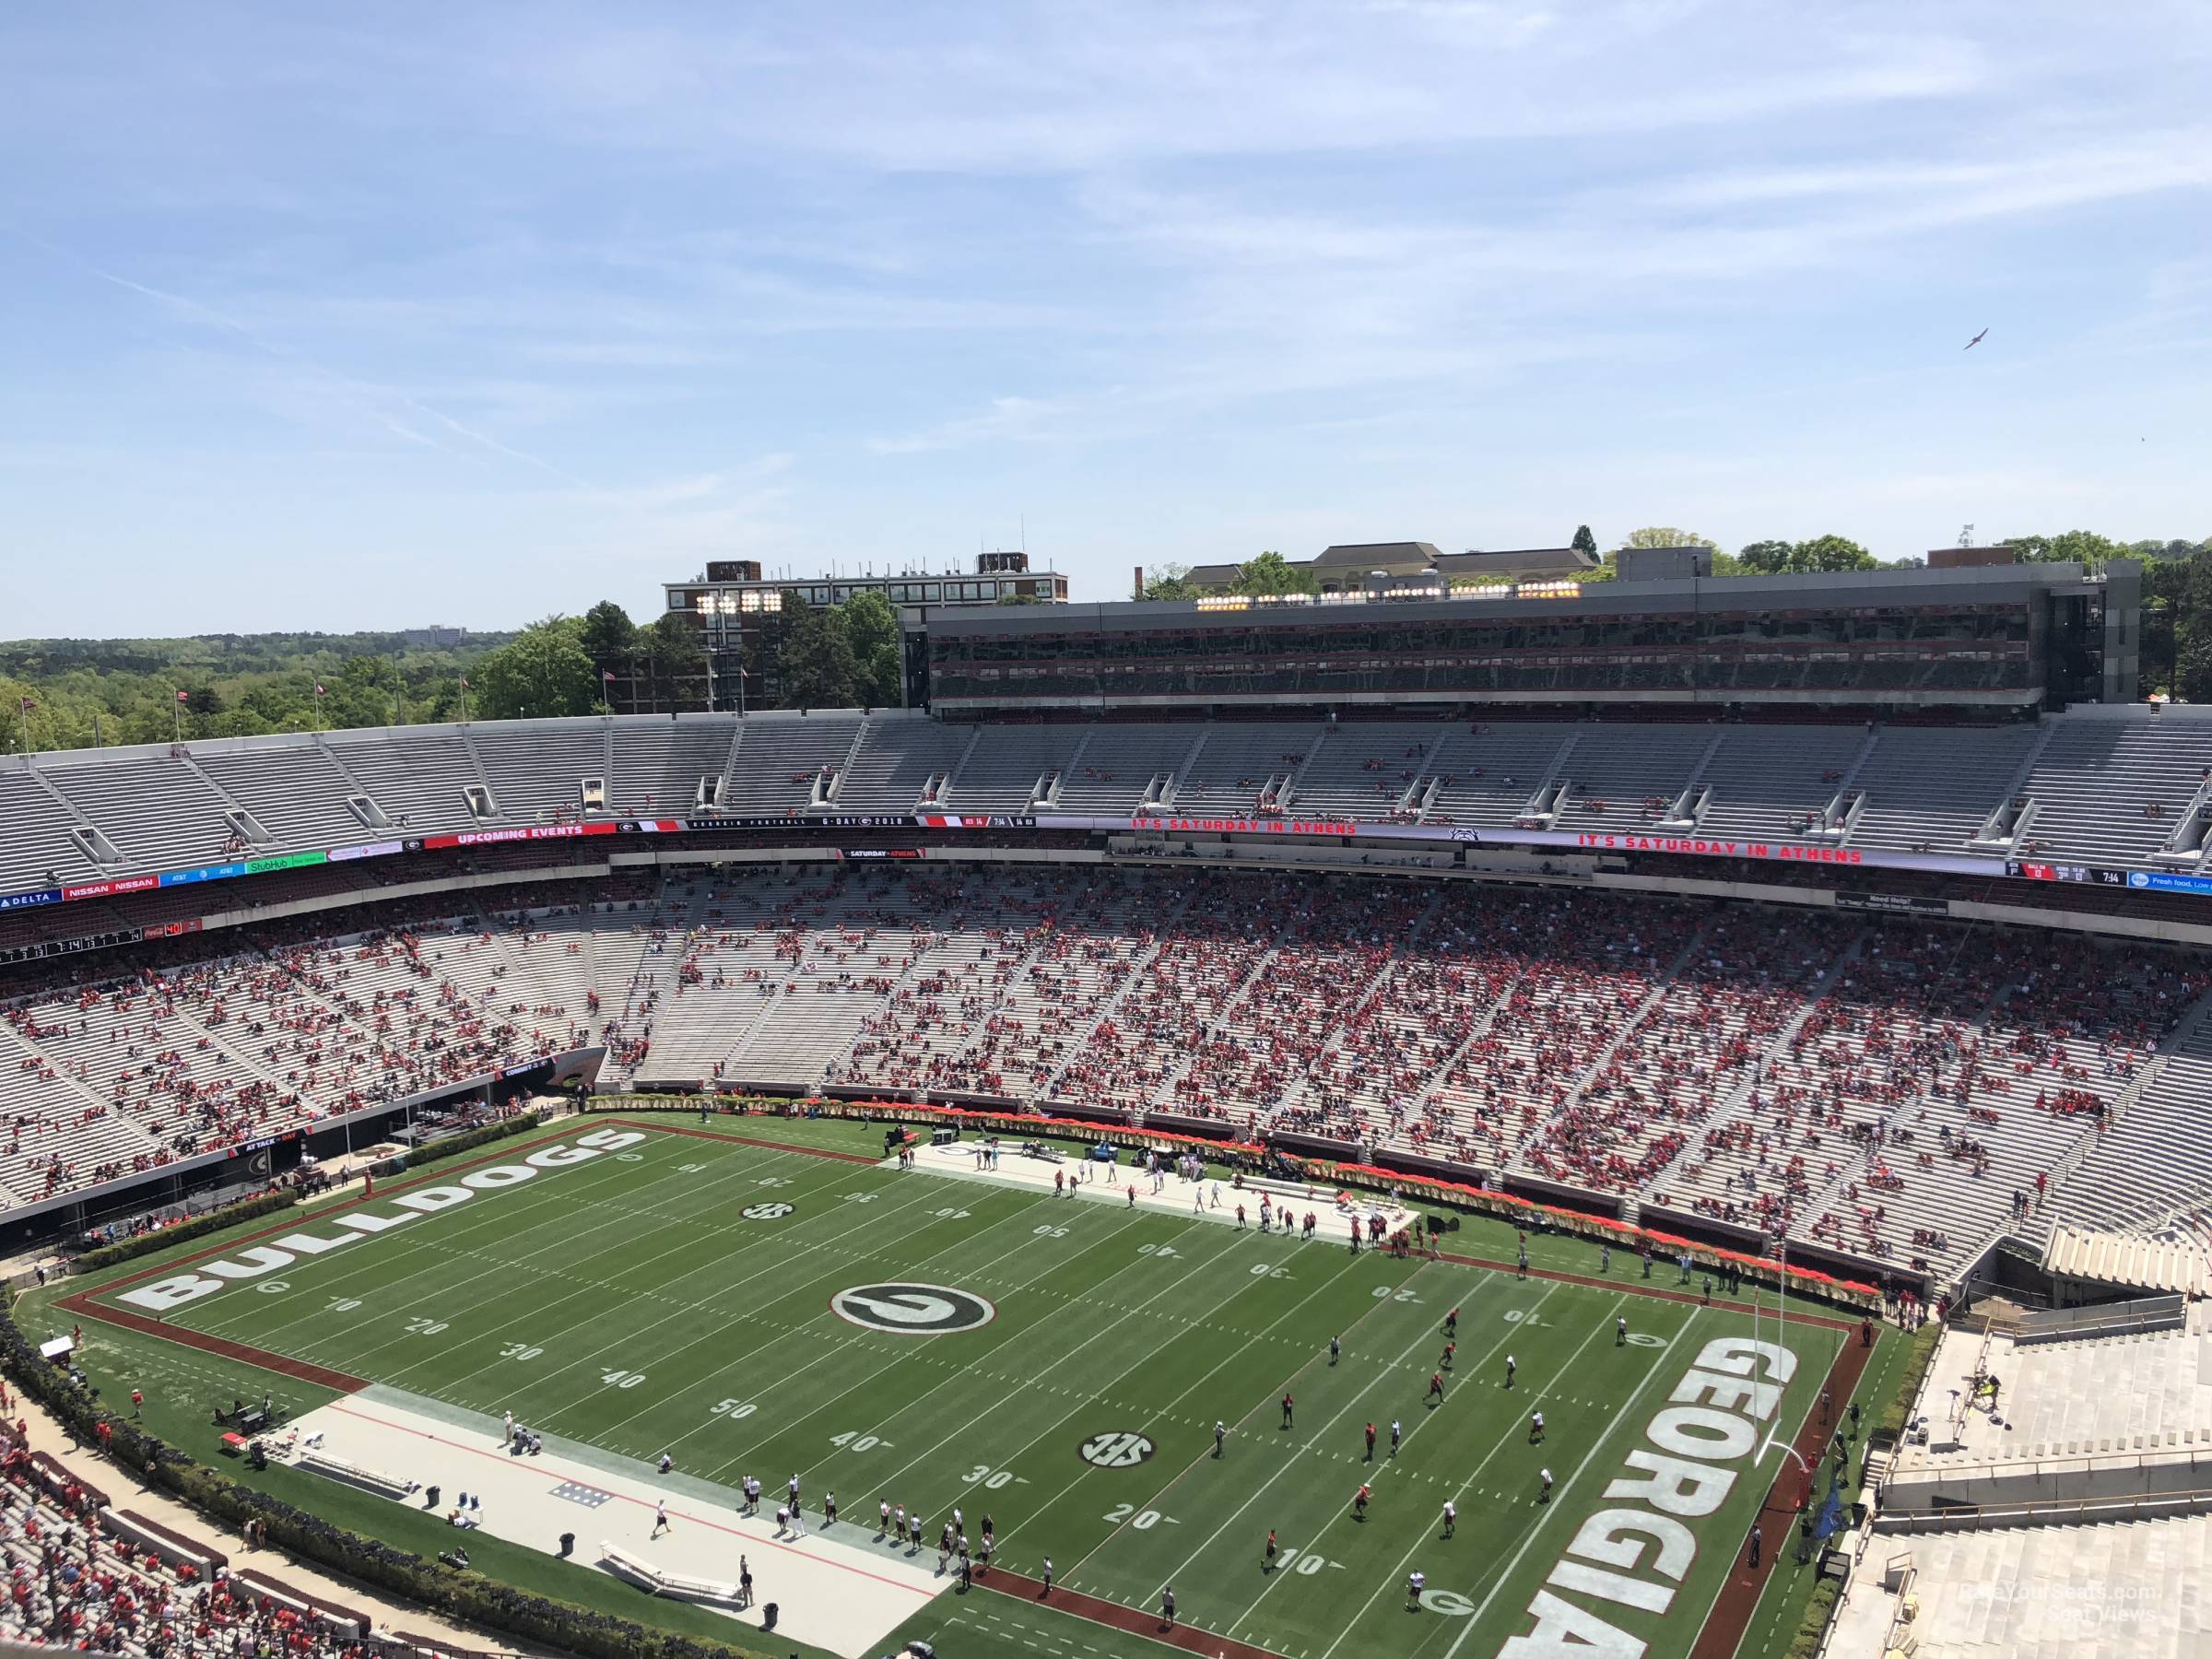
[43, 1113, 1890, 1659]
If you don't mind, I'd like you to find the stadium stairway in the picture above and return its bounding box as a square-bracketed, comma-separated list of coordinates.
[1635, 932, 1865, 1227]
[2037, 985, 2212, 1251]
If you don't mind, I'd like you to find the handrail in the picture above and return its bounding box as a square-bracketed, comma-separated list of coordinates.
[1883, 1483, 2212, 1529]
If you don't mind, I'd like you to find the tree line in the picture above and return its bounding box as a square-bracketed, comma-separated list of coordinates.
[0, 592, 914, 756]
[9, 528, 2212, 755]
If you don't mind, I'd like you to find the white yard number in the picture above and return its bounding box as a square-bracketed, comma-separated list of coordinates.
[933, 1207, 971, 1220]
[678, 1162, 709, 1173]
[1626, 1332, 1665, 1347]
[1371, 1287, 1418, 1302]
[1503, 1309, 1541, 1325]
[1137, 1243, 1178, 1258]
[326, 1298, 362, 1313]
[1251, 1264, 1288, 1279]
[962, 1465, 1017, 1489]
[405, 1317, 448, 1335]
[1104, 1505, 1172, 1530]
[499, 1343, 544, 1361]
[843, 1191, 880, 1204]
[1035, 1224, 1069, 1239]
[602, 1369, 646, 1389]
[711, 1399, 758, 1420]
[830, 1430, 884, 1453]
[757, 1177, 793, 1188]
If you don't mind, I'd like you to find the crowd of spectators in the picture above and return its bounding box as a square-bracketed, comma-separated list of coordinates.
[0, 1417, 411, 1657]
[5, 861, 2207, 1278]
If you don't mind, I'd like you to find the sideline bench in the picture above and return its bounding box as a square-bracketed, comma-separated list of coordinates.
[599, 1539, 740, 1604]
[297, 1450, 417, 1500]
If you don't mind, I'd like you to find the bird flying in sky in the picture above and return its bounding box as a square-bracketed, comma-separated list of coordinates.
[1964, 327, 1989, 350]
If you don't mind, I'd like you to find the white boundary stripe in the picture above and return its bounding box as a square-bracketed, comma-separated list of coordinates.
[1439, 1308, 1701, 1659]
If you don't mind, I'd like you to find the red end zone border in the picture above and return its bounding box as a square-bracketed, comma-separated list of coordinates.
[55, 1113, 1887, 1659]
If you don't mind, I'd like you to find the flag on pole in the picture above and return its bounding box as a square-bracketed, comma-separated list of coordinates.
[314, 683, 326, 697]
[603, 670, 617, 683]
[459, 677, 470, 689]
[16, 698, 30, 712]
[175, 689, 190, 703]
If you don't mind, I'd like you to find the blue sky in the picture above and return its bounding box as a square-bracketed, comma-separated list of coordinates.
[3, 2, 2206, 635]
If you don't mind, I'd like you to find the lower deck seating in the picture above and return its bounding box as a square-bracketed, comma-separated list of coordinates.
[3, 865, 2206, 1288]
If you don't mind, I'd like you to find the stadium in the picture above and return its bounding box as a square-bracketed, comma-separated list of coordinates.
[1, 552, 2209, 1659]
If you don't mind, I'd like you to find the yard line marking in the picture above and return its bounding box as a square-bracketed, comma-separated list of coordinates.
[187, 1131, 740, 1342]
[1223, 1278, 1558, 1638]
[825, 1216, 1228, 1495]
[1436, 1307, 1699, 1659]
[515, 1176, 1049, 1432]
[688, 1203, 1160, 1485]
[1300, 1286, 1618, 1653]
[613, 1189, 1114, 1458]
[990, 1234, 1372, 1559]
[1060, 1254, 1446, 1583]
[1135, 1264, 1445, 1597]
[354, 1152, 948, 1396]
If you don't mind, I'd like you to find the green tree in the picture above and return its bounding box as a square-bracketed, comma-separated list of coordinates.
[1141, 561, 1203, 602]
[841, 590, 903, 707]
[1796, 534, 1877, 572]
[578, 601, 638, 677]
[1735, 535, 1877, 574]
[1619, 526, 1710, 550]
[637, 612, 708, 712]
[1231, 550, 1320, 596]
[474, 617, 597, 720]
[774, 604, 860, 709]
[1571, 524, 1598, 559]
[2006, 530, 2125, 571]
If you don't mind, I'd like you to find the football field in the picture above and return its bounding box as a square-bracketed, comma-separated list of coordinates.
[60, 1114, 1871, 1659]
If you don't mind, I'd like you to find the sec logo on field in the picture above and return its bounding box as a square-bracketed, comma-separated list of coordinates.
[830, 1283, 997, 1335]
[1078, 1430, 1156, 1469]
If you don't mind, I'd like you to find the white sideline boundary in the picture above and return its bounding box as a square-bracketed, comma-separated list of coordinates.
[281, 1390, 938, 1659]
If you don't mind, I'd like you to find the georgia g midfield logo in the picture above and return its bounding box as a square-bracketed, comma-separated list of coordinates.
[830, 1283, 997, 1335]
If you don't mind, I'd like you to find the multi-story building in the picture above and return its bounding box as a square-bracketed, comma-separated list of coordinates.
[665, 549, 1069, 710]
[922, 551, 2138, 716]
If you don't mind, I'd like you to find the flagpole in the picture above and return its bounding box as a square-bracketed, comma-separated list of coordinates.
[16, 698, 28, 758]
[173, 691, 183, 746]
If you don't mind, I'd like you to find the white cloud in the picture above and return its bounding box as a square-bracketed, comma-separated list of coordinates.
[868, 396, 1061, 454]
